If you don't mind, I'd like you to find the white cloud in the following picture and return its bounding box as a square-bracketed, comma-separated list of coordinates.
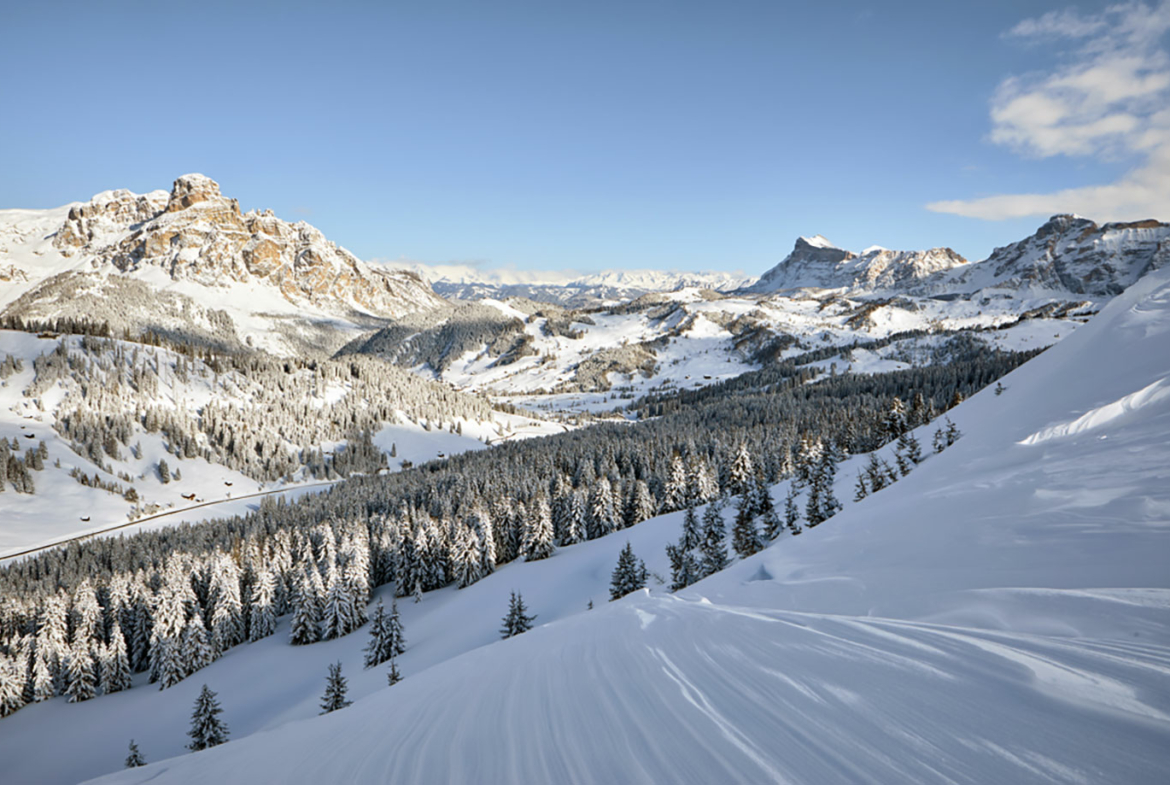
[928, 1, 1170, 221]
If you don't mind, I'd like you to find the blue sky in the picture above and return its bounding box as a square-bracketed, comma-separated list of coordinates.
[2, 1, 1166, 275]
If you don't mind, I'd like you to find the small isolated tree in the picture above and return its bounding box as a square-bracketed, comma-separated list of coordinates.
[386, 656, 402, 687]
[125, 739, 146, 768]
[158, 459, 170, 484]
[363, 599, 394, 669]
[319, 662, 352, 714]
[609, 543, 647, 601]
[187, 685, 229, 751]
[500, 591, 536, 639]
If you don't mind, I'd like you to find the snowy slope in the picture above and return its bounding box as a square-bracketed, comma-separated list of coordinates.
[0, 330, 562, 558]
[73, 269, 1170, 783]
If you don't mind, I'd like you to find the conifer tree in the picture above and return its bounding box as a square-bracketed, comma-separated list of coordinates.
[609, 543, 647, 601]
[731, 495, 762, 558]
[524, 496, 555, 561]
[854, 472, 869, 502]
[125, 739, 146, 768]
[289, 570, 321, 646]
[783, 485, 802, 535]
[386, 656, 402, 686]
[66, 643, 97, 703]
[681, 500, 701, 552]
[187, 684, 229, 751]
[182, 611, 214, 675]
[101, 621, 133, 694]
[699, 499, 728, 575]
[319, 662, 352, 714]
[363, 599, 394, 669]
[387, 598, 407, 656]
[0, 654, 26, 717]
[499, 591, 536, 638]
[248, 568, 278, 642]
[666, 542, 700, 592]
[895, 430, 922, 476]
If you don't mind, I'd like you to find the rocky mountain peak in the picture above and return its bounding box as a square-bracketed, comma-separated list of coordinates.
[166, 173, 236, 215]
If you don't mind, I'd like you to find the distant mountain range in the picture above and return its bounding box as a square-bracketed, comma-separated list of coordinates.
[2, 175, 1167, 363]
[743, 215, 1169, 297]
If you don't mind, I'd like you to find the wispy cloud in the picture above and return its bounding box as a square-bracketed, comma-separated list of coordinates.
[928, 1, 1170, 221]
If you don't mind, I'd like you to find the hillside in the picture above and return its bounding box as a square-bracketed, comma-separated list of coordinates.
[0, 329, 560, 557]
[1, 264, 1158, 785]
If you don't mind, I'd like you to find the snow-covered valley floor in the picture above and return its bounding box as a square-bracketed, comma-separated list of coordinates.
[0, 262, 1161, 782]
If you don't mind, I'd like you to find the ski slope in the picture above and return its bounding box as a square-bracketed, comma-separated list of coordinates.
[67, 271, 1170, 781]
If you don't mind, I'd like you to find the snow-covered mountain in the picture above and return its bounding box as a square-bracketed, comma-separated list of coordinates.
[743, 215, 1170, 297]
[944, 214, 1170, 296]
[0, 175, 446, 356]
[413, 264, 751, 306]
[742, 234, 969, 294]
[72, 264, 1170, 785]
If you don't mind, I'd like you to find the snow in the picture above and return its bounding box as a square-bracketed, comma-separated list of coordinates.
[0, 331, 558, 559]
[800, 234, 839, 249]
[3, 269, 1156, 784]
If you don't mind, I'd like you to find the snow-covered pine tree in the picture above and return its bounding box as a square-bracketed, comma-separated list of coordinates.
[289, 569, 321, 646]
[150, 590, 187, 689]
[524, 496, 555, 561]
[757, 475, 782, 540]
[665, 542, 700, 592]
[499, 591, 536, 639]
[66, 643, 97, 703]
[731, 494, 762, 558]
[387, 598, 406, 656]
[0, 654, 26, 717]
[125, 739, 146, 768]
[248, 568, 277, 642]
[609, 543, 647, 601]
[699, 499, 728, 575]
[363, 599, 393, 669]
[895, 430, 922, 476]
[624, 479, 657, 528]
[663, 454, 688, 512]
[451, 525, 480, 589]
[319, 661, 352, 714]
[187, 684, 229, 751]
[182, 611, 214, 675]
[322, 560, 357, 640]
[101, 621, 133, 694]
[729, 444, 754, 498]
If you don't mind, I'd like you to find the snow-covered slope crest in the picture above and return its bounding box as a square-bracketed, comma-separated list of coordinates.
[0, 175, 446, 355]
[88, 269, 1170, 784]
[744, 234, 968, 294]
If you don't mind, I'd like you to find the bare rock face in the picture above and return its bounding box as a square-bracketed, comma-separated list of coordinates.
[744, 236, 967, 294]
[50, 174, 445, 319]
[965, 215, 1170, 296]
